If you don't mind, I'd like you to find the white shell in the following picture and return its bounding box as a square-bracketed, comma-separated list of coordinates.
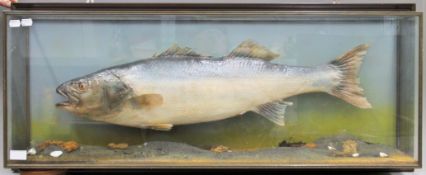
[379, 152, 389, 158]
[327, 146, 336, 151]
[49, 151, 63, 158]
[27, 148, 37, 155]
[352, 153, 360, 157]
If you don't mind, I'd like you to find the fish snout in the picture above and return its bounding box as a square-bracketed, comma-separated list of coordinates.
[56, 83, 79, 108]
[56, 84, 70, 107]
[56, 84, 67, 97]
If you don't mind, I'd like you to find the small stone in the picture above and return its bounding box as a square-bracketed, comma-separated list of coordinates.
[210, 145, 230, 153]
[62, 141, 80, 152]
[328, 146, 336, 151]
[352, 153, 360, 157]
[42, 145, 62, 155]
[143, 142, 148, 146]
[108, 143, 129, 149]
[379, 152, 389, 158]
[342, 140, 358, 155]
[49, 151, 63, 158]
[27, 148, 37, 155]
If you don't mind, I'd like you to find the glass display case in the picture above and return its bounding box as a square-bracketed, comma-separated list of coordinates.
[2, 3, 422, 170]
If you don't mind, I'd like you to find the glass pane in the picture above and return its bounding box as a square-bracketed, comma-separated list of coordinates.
[5, 13, 421, 168]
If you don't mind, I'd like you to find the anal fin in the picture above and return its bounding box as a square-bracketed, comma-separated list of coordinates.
[147, 124, 173, 131]
[253, 100, 293, 126]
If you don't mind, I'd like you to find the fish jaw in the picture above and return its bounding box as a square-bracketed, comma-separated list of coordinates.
[55, 83, 81, 111]
[56, 84, 71, 106]
[56, 101, 79, 113]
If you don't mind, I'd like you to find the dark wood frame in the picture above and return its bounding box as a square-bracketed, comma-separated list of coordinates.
[11, 3, 416, 11]
[1, 3, 423, 171]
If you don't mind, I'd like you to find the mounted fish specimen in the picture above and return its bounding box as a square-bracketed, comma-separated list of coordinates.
[56, 40, 371, 131]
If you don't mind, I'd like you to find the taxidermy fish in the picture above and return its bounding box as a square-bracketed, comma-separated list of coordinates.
[56, 40, 371, 131]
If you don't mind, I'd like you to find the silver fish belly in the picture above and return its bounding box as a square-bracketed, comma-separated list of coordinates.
[56, 41, 371, 131]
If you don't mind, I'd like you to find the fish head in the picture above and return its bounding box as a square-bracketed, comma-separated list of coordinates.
[56, 73, 105, 116]
[56, 72, 132, 117]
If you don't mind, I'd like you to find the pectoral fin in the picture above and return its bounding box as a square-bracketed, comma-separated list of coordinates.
[147, 124, 173, 131]
[131, 94, 163, 109]
[228, 40, 280, 61]
[253, 100, 293, 126]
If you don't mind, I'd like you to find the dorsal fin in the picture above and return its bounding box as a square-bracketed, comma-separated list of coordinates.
[227, 40, 279, 61]
[154, 44, 206, 58]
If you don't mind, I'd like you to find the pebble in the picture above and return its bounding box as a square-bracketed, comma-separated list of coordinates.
[49, 151, 63, 158]
[108, 143, 129, 149]
[27, 148, 37, 155]
[342, 140, 358, 155]
[61, 141, 80, 152]
[210, 145, 230, 153]
[379, 152, 389, 158]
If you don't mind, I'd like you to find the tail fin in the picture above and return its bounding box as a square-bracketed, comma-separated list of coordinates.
[329, 44, 372, 109]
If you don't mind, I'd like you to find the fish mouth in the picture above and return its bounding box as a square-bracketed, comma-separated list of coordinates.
[56, 86, 79, 107]
[56, 101, 73, 107]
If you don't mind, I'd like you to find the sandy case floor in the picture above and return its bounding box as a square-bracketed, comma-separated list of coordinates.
[26, 134, 417, 167]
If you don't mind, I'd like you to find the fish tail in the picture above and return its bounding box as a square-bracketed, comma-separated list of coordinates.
[328, 44, 372, 109]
